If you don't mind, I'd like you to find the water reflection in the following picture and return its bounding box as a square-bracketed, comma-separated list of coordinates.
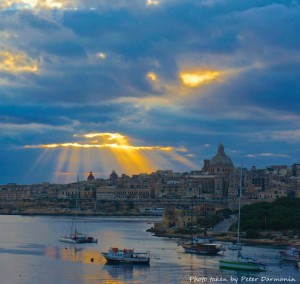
[0, 216, 299, 284]
[59, 246, 104, 265]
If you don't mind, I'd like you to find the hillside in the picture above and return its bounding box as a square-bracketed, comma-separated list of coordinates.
[240, 197, 300, 231]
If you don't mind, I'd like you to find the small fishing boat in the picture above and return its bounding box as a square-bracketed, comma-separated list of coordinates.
[101, 248, 150, 264]
[279, 247, 300, 261]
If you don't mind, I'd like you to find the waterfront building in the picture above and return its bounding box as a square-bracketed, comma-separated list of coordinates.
[162, 204, 219, 229]
[96, 186, 151, 200]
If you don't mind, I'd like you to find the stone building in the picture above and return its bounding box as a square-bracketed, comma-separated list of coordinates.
[202, 144, 235, 199]
[208, 144, 234, 175]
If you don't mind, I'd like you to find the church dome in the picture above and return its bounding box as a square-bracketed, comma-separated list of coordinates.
[210, 144, 234, 167]
[109, 170, 118, 180]
[87, 171, 95, 182]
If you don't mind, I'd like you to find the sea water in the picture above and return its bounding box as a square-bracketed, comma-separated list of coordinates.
[0, 215, 298, 284]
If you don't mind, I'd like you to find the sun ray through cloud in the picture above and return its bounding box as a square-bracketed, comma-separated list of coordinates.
[24, 132, 195, 182]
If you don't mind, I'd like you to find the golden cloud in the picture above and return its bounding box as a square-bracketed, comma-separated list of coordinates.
[96, 52, 106, 59]
[0, 0, 77, 10]
[180, 70, 220, 88]
[24, 132, 176, 151]
[0, 50, 38, 73]
[146, 72, 157, 81]
[146, 0, 159, 6]
[24, 142, 173, 151]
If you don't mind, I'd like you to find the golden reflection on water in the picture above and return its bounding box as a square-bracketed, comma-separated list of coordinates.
[59, 246, 105, 265]
[41, 245, 150, 284]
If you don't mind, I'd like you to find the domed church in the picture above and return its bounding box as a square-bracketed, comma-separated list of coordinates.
[87, 171, 95, 182]
[207, 144, 234, 175]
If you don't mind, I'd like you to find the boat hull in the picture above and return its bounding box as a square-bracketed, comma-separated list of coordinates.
[219, 260, 266, 271]
[103, 256, 150, 265]
[101, 249, 150, 265]
[59, 236, 97, 244]
[181, 243, 222, 255]
[183, 247, 221, 255]
[59, 237, 77, 244]
[279, 249, 300, 262]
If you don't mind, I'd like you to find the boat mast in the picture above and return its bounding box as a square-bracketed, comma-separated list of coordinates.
[237, 165, 242, 260]
[74, 174, 79, 236]
[191, 196, 194, 243]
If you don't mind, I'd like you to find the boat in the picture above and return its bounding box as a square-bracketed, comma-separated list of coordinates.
[101, 247, 150, 264]
[59, 176, 97, 244]
[279, 247, 300, 261]
[228, 242, 242, 251]
[190, 235, 214, 244]
[220, 251, 267, 271]
[219, 166, 267, 272]
[181, 242, 224, 255]
[59, 231, 97, 244]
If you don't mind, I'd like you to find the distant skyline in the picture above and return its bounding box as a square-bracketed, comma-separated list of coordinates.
[0, 0, 299, 184]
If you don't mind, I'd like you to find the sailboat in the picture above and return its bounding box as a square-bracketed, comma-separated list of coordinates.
[219, 166, 266, 271]
[59, 176, 97, 244]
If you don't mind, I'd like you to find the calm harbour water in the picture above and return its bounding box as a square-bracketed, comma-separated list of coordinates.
[0, 215, 299, 284]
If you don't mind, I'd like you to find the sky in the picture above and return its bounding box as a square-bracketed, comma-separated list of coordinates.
[0, 0, 299, 184]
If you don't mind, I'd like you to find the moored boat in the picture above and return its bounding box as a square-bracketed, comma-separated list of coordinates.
[279, 247, 300, 261]
[228, 242, 242, 251]
[101, 248, 150, 264]
[59, 231, 97, 244]
[181, 242, 224, 255]
[220, 255, 267, 272]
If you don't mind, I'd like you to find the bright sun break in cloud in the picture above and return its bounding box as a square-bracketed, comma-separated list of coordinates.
[146, 0, 159, 6]
[0, 50, 38, 73]
[24, 132, 197, 183]
[180, 70, 220, 88]
[146, 72, 157, 81]
[96, 52, 106, 60]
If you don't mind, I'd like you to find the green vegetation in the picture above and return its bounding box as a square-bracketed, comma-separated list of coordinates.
[240, 197, 300, 231]
[246, 229, 261, 239]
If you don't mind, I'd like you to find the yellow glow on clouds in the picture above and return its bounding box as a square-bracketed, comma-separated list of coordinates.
[0, 0, 76, 10]
[146, 72, 157, 81]
[25, 132, 173, 151]
[146, 0, 159, 6]
[24, 132, 197, 183]
[180, 70, 220, 88]
[0, 50, 38, 73]
[96, 52, 106, 59]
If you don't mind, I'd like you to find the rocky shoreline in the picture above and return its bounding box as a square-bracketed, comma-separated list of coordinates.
[147, 228, 298, 248]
